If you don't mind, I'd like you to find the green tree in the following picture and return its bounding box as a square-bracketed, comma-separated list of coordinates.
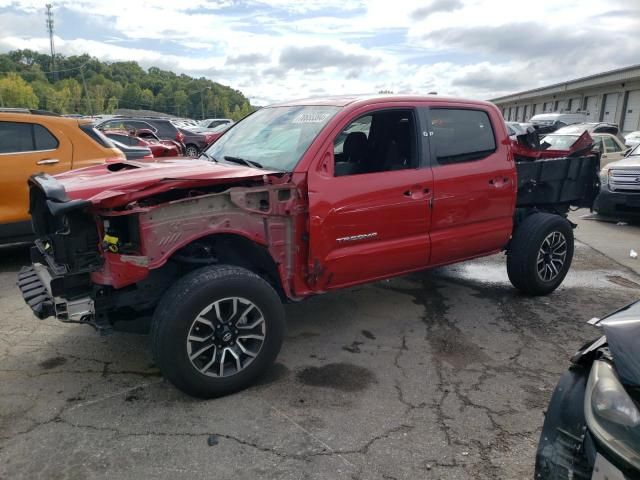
[174, 90, 188, 116]
[0, 50, 254, 117]
[106, 96, 119, 113]
[140, 88, 154, 109]
[0, 73, 38, 108]
[121, 83, 141, 109]
[57, 78, 82, 112]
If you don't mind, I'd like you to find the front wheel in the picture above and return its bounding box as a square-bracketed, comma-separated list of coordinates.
[151, 265, 285, 398]
[507, 213, 574, 296]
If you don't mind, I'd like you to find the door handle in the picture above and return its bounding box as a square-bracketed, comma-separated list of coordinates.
[404, 187, 430, 198]
[489, 177, 510, 187]
[37, 158, 60, 165]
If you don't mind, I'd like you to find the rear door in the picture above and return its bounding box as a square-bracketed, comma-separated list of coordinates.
[307, 105, 433, 289]
[424, 106, 515, 266]
[0, 119, 72, 225]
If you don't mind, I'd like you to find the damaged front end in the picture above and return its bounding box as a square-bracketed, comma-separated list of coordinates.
[535, 300, 640, 480]
[18, 176, 102, 324]
[18, 161, 302, 333]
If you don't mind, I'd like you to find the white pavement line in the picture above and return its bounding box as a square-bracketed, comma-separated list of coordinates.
[65, 380, 164, 413]
[269, 404, 356, 469]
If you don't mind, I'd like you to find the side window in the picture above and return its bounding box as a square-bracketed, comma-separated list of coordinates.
[333, 110, 417, 177]
[0, 122, 34, 153]
[334, 116, 371, 156]
[430, 109, 496, 165]
[101, 120, 123, 130]
[603, 136, 621, 152]
[34, 124, 59, 150]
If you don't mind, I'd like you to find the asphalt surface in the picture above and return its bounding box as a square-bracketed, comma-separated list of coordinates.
[1, 216, 640, 480]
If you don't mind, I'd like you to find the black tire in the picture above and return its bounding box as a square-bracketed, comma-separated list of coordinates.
[151, 265, 285, 398]
[185, 144, 199, 157]
[507, 213, 574, 296]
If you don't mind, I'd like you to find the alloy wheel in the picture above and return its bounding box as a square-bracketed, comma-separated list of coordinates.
[186, 297, 266, 377]
[536, 231, 567, 282]
[186, 146, 199, 157]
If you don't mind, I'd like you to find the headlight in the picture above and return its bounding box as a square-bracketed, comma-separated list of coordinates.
[585, 360, 640, 470]
[599, 170, 607, 186]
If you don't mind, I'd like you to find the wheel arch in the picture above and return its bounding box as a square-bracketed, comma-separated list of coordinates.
[169, 232, 286, 299]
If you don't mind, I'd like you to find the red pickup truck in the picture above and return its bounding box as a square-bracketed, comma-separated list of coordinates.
[18, 95, 599, 397]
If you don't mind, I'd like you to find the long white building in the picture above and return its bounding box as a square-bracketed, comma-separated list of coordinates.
[491, 64, 640, 133]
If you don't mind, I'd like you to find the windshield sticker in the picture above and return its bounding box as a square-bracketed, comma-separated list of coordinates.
[292, 112, 332, 124]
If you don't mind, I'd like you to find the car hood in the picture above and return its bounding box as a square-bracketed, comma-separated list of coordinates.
[598, 300, 640, 387]
[52, 158, 281, 208]
[604, 156, 640, 169]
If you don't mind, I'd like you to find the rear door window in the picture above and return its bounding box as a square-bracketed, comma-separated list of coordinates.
[154, 121, 177, 137]
[429, 109, 496, 164]
[34, 124, 59, 150]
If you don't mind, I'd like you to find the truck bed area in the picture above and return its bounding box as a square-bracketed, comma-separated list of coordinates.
[515, 154, 600, 209]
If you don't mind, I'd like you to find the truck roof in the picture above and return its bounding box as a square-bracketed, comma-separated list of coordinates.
[268, 94, 497, 109]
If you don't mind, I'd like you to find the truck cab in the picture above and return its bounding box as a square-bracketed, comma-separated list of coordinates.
[17, 95, 599, 397]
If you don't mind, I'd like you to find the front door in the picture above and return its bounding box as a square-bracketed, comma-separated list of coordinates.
[307, 107, 433, 289]
[0, 120, 72, 227]
[600, 135, 627, 167]
[424, 106, 515, 266]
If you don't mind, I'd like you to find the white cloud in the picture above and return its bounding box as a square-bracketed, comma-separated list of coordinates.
[0, 0, 638, 104]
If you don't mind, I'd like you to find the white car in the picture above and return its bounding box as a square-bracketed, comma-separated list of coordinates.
[624, 131, 640, 148]
[592, 133, 631, 167]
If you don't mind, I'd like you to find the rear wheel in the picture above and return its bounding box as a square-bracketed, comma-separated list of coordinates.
[185, 144, 199, 157]
[151, 265, 285, 398]
[507, 213, 574, 296]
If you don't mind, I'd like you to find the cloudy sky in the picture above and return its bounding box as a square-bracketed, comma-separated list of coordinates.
[0, 0, 638, 105]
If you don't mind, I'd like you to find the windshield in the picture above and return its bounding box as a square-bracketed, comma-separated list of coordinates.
[540, 134, 579, 150]
[629, 144, 640, 156]
[205, 105, 340, 171]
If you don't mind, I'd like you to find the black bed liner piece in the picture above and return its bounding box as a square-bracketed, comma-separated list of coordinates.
[515, 155, 600, 209]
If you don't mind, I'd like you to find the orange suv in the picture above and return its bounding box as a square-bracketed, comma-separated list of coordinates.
[0, 110, 124, 244]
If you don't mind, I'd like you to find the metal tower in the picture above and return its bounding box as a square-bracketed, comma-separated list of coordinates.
[45, 4, 56, 80]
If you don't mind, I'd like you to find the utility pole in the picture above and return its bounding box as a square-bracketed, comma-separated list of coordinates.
[45, 4, 56, 81]
[201, 86, 211, 120]
[80, 66, 93, 116]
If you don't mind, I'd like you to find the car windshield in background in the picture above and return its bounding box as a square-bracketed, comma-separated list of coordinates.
[205, 106, 340, 171]
[629, 144, 640, 156]
[540, 135, 579, 150]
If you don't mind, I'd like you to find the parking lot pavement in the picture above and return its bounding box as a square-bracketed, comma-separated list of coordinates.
[570, 209, 640, 274]
[1, 235, 640, 480]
